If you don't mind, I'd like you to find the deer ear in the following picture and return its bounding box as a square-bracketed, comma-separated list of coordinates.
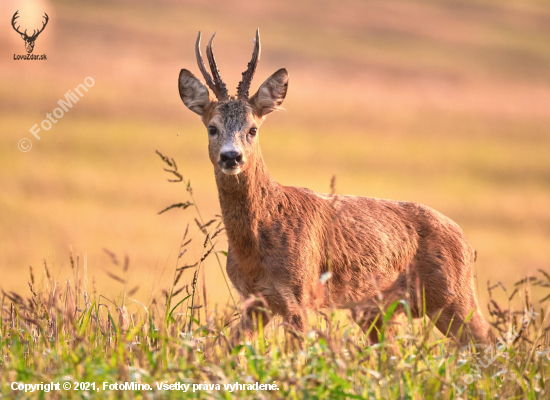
[178, 69, 212, 116]
[249, 68, 288, 117]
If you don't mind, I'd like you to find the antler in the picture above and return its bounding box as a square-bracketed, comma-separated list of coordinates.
[195, 32, 229, 101]
[11, 11, 49, 39]
[206, 33, 229, 101]
[29, 13, 49, 39]
[11, 11, 24, 36]
[236, 29, 261, 100]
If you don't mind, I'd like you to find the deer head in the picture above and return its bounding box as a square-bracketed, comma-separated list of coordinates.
[12, 11, 49, 54]
[178, 30, 288, 176]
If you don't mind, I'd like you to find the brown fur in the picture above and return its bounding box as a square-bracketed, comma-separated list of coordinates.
[178, 32, 493, 344]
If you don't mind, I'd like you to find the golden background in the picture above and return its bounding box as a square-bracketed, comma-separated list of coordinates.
[1, 0, 549, 312]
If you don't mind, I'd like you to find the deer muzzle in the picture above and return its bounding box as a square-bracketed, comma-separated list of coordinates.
[219, 150, 244, 175]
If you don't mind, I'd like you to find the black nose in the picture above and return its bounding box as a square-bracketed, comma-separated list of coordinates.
[219, 151, 243, 168]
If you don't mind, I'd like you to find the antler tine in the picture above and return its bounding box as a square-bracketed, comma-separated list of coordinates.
[31, 12, 49, 38]
[39, 13, 49, 32]
[195, 32, 217, 95]
[195, 32, 228, 101]
[236, 28, 261, 99]
[206, 32, 229, 101]
[11, 11, 24, 35]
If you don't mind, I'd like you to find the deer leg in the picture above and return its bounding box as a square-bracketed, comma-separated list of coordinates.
[274, 283, 308, 335]
[233, 299, 271, 344]
[351, 273, 412, 343]
[416, 275, 493, 344]
[280, 311, 307, 351]
[289, 312, 306, 333]
[350, 307, 381, 343]
[354, 306, 404, 344]
[409, 251, 493, 344]
[433, 303, 493, 345]
[365, 317, 384, 344]
[280, 301, 307, 339]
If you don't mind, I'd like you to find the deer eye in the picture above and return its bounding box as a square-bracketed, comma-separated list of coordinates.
[248, 127, 258, 136]
[208, 126, 218, 136]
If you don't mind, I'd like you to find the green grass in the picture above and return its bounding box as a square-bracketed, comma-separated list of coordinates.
[2, 223, 550, 399]
[2, 0, 550, 308]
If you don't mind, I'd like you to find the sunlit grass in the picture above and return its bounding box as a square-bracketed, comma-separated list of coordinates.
[2, 217, 550, 399]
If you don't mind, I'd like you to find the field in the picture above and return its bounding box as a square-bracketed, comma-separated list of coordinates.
[1, 0, 550, 398]
[2, 229, 550, 399]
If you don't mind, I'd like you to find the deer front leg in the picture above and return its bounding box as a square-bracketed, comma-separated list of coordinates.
[225, 249, 251, 342]
[275, 283, 308, 337]
[279, 311, 307, 352]
[288, 312, 306, 333]
[233, 298, 271, 344]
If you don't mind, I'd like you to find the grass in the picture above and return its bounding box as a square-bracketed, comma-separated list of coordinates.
[2, 0, 550, 309]
[2, 164, 550, 399]
[2, 223, 550, 399]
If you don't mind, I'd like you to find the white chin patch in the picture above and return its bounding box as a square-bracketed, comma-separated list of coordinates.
[222, 167, 241, 175]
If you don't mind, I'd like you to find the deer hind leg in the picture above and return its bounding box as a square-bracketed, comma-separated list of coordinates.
[352, 310, 384, 344]
[412, 261, 493, 345]
[431, 299, 493, 345]
[348, 272, 412, 343]
[351, 293, 407, 344]
[403, 284, 493, 345]
[429, 304, 492, 345]
[353, 266, 492, 345]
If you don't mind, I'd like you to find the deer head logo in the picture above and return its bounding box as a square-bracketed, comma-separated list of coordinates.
[11, 11, 49, 54]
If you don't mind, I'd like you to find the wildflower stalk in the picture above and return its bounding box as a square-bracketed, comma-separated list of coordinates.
[156, 150, 238, 309]
[187, 184, 238, 308]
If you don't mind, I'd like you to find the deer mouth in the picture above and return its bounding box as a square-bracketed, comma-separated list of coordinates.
[222, 166, 242, 175]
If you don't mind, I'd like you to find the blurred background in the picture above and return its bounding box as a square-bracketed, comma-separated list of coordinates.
[0, 0, 549, 312]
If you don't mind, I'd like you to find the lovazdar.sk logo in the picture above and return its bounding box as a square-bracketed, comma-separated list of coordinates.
[12, 10, 49, 60]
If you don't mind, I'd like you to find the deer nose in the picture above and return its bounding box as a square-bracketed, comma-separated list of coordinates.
[219, 151, 243, 168]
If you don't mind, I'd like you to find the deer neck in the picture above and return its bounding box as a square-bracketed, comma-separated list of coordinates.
[215, 152, 280, 264]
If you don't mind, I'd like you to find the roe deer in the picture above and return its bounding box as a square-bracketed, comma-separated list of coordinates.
[177, 30, 493, 344]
